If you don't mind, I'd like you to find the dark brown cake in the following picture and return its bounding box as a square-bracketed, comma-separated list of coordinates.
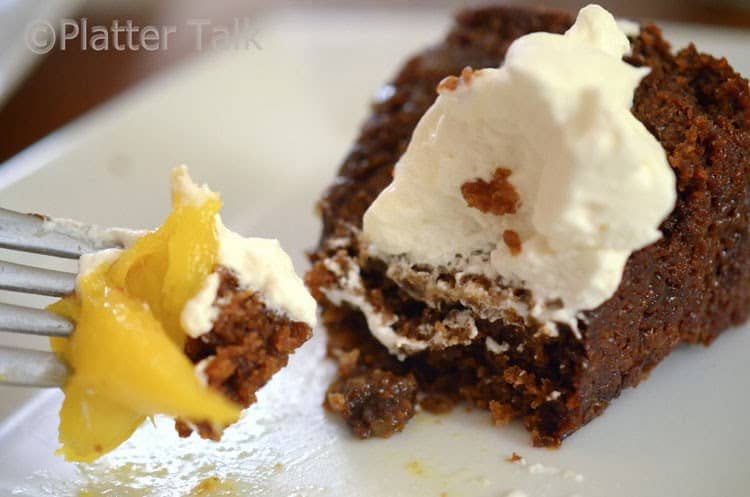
[177, 267, 312, 439]
[306, 5, 750, 446]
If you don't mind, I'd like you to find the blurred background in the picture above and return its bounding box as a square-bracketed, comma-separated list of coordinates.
[2, 0, 750, 166]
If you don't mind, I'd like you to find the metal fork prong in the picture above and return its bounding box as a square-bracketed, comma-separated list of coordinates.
[0, 302, 73, 337]
[0, 346, 67, 387]
[0, 260, 76, 297]
[0, 207, 123, 258]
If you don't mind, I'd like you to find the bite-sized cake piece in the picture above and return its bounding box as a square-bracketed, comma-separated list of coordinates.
[307, 4, 750, 446]
[50, 166, 316, 462]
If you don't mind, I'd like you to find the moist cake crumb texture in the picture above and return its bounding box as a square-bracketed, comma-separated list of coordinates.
[507, 452, 525, 463]
[437, 65, 475, 93]
[325, 348, 418, 438]
[502, 229, 522, 255]
[461, 167, 520, 216]
[178, 268, 313, 439]
[307, 4, 750, 446]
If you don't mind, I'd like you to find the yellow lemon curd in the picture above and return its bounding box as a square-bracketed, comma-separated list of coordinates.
[49, 168, 240, 463]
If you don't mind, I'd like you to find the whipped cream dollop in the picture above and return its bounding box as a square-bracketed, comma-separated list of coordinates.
[362, 5, 676, 326]
[171, 167, 317, 335]
[181, 219, 319, 337]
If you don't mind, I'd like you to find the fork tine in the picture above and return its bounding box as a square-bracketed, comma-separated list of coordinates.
[0, 261, 76, 297]
[0, 302, 73, 337]
[0, 207, 122, 258]
[0, 346, 67, 387]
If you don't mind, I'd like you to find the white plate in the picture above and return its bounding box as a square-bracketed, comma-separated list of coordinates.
[0, 8, 749, 497]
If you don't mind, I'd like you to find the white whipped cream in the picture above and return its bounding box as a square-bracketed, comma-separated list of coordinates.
[212, 219, 317, 328]
[194, 356, 215, 386]
[320, 255, 479, 358]
[170, 164, 215, 206]
[321, 256, 428, 357]
[174, 168, 317, 336]
[180, 272, 221, 336]
[75, 228, 145, 291]
[73, 167, 316, 337]
[76, 248, 123, 288]
[362, 4, 676, 327]
[486, 337, 510, 354]
[182, 221, 318, 336]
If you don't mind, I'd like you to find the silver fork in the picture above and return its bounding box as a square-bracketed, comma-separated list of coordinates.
[0, 207, 124, 387]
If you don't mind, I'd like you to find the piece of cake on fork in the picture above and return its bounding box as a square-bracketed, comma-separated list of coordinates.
[50, 166, 317, 461]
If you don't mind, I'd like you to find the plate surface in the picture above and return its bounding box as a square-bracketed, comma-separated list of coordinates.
[0, 8, 749, 497]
